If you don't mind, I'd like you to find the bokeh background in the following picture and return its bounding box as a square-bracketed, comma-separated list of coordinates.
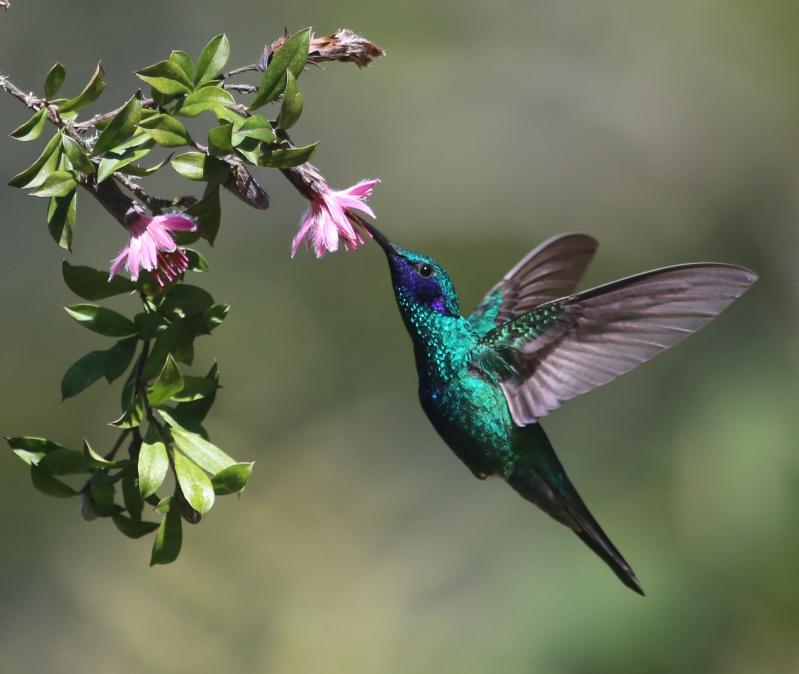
[1, 1, 797, 673]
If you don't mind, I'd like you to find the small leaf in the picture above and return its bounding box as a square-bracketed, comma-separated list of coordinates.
[207, 123, 233, 156]
[161, 284, 214, 317]
[83, 439, 126, 469]
[10, 108, 47, 142]
[121, 465, 144, 520]
[171, 152, 228, 183]
[232, 114, 275, 145]
[160, 410, 236, 474]
[184, 248, 209, 272]
[250, 27, 311, 109]
[202, 304, 229, 332]
[89, 473, 116, 515]
[65, 303, 136, 337]
[47, 189, 77, 251]
[134, 312, 166, 339]
[211, 462, 254, 495]
[148, 355, 184, 407]
[150, 509, 182, 565]
[195, 34, 230, 85]
[169, 50, 194, 82]
[8, 132, 62, 188]
[62, 261, 135, 300]
[37, 449, 92, 475]
[6, 436, 67, 466]
[113, 514, 160, 539]
[185, 185, 221, 245]
[173, 363, 219, 425]
[173, 375, 218, 402]
[60, 135, 95, 174]
[105, 336, 138, 383]
[29, 170, 76, 197]
[96, 138, 156, 183]
[61, 350, 107, 400]
[138, 437, 169, 499]
[93, 95, 142, 156]
[277, 70, 303, 130]
[136, 60, 193, 95]
[120, 154, 172, 178]
[175, 86, 235, 117]
[261, 142, 317, 168]
[174, 450, 215, 514]
[138, 114, 191, 148]
[31, 466, 77, 497]
[59, 63, 106, 113]
[44, 63, 67, 99]
[110, 397, 144, 429]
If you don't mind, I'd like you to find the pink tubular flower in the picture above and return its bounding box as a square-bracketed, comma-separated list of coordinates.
[109, 213, 197, 286]
[291, 178, 380, 258]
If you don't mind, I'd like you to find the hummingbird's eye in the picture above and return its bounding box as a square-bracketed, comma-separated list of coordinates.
[416, 263, 435, 278]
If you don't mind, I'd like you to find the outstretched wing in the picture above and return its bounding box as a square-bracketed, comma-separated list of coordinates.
[468, 234, 599, 335]
[478, 263, 757, 426]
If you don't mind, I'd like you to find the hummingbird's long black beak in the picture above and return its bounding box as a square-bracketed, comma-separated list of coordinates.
[361, 221, 397, 257]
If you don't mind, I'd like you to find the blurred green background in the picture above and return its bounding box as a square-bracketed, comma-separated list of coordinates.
[1, 1, 797, 673]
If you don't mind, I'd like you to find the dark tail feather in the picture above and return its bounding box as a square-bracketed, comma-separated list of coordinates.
[508, 426, 645, 596]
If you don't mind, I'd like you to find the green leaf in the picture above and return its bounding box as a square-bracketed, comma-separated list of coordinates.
[136, 60, 193, 95]
[96, 138, 156, 183]
[174, 363, 219, 425]
[155, 496, 173, 513]
[185, 185, 221, 245]
[89, 473, 117, 516]
[277, 70, 303, 130]
[61, 350, 107, 400]
[110, 397, 144, 429]
[184, 248, 209, 272]
[37, 448, 92, 475]
[64, 303, 136, 337]
[134, 311, 166, 339]
[160, 410, 235, 474]
[63, 261, 135, 300]
[31, 466, 77, 497]
[105, 336, 138, 383]
[169, 50, 194, 82]
[250, 27, 311, 109]
[195, 34, 230, 85]
[8, 132, 62, 188]
[113, 514, 160, 539]
[148, 354, 184, 407]
[138, 114, 192, 148]
[138, 437, 169, 499]
[161, 284, 214, 317]
[172, 375, 218, 402]
[83, 439, 127, 469]
[29, 170, 76, 197]
[171, 152, 228, 182]
[47, 189, 77, 251]
[175, 86, 235, 117]
[92, 95, 142, 156]
[207, 123, 233, 156]
[59, 63, 106, 113]
[119, 154, 172, 178]
[173, 450, 215, 514]
[261, 142, 317, 168]
[121, 465, 144, 520]
[6, 436, 67, 466]
[44, 63, 67, 99]
[10, 108, 47, 142]
[232, 114, 275, 145]
[150, 509, 182, 565]
[211, 462, 254, 495]
[60, 135, 95, 175]
[202, 304, 229, 332]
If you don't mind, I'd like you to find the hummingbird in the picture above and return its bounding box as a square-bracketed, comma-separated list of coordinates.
[362, 222, 756, 595]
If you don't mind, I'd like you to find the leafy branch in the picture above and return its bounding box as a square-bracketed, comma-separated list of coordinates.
[2, 27, 384, 564]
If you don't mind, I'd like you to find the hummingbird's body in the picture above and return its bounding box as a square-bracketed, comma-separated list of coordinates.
[364, 224, 756, 595]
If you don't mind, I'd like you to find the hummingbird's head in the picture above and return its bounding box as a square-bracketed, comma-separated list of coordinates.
[363, 223, 460, 319]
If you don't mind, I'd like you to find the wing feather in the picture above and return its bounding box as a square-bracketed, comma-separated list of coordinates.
[478, 263, 757, 425]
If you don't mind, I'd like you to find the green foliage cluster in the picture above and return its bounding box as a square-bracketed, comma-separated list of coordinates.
[4, 29, 324, 564]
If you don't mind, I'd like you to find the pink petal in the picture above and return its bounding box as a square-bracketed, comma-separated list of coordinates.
[153, 214, 197, 232]
[341, 178, 380, 199]
[109, 248, 129, 281]
[334, 194, 375, 219]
